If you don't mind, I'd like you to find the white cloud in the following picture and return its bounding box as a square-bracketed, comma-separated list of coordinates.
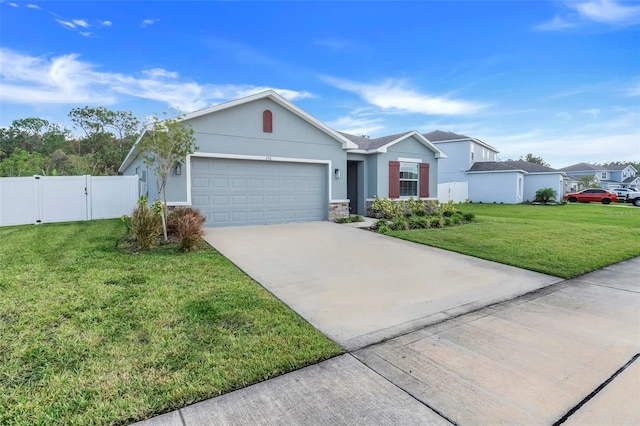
[326, 115, 385, 136]
[79, 32, 93, 38]
[55, 19, 75, 30]
[0, 48, 314, 112]
[571, 0, 640, 24]
[8, 3, 19, 7]
[143, 68, 179, 79]
[323, 76, 485, 116]
[535, 15, 579, 31]
[73, 19, 89, 28]
[142, 18, 158, 27]
[26, 4, 40, 9]
[537, 0, 640, 30]
[101, 20, 112, 27]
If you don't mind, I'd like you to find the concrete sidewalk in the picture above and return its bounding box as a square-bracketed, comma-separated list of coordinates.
[134, 257, 640, 425]
[202, 222, 561, 350]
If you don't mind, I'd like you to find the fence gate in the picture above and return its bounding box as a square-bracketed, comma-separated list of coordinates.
[0, 175, 139, 227]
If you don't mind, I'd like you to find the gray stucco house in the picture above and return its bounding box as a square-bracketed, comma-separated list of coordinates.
[466, 160, 566, 203]
[119, 90, 446, 227]
[426, 130, 566, 203]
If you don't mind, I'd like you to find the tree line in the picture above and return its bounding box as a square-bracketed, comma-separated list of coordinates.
[0, 107, 140, 177]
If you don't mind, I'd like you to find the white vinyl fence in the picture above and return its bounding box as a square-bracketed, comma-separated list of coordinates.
[0, 175, 139, 227]
[438, 181, 469, 203]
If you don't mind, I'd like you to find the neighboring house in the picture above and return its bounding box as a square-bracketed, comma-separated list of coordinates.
[425, 130, 499, 203]
[119, 90, 446, 227]
[467, 160, 566, 203]
[559, 163, 639, 190]
[425, 130, 566, 203]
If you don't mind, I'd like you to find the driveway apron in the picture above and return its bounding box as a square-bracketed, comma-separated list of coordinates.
[203, 221, 562, 350]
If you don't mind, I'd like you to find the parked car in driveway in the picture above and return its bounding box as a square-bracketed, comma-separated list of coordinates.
[564, 189, 618, 204]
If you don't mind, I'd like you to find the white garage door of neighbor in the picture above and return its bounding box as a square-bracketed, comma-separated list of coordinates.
[191, 158, 327, 227]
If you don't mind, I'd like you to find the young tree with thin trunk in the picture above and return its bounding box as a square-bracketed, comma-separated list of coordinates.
[139, 113, 197, 242]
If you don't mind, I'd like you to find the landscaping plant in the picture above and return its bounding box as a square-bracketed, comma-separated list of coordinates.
[167, 207, 206, 251]
[370, 198, 471, 233]
[534, 187, 557, 204]
[139, 112, 198, 242]
[130, 196, 163, 250]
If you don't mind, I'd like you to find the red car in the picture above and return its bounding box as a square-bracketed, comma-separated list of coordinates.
[564, 189, 618, 204]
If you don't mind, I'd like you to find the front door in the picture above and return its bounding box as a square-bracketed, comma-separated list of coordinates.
[347, 161, 360, 215]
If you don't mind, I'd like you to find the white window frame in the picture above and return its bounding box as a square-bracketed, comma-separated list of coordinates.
[399, 161, 419, 198]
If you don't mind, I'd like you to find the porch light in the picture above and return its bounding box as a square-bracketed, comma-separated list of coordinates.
[174, 164, 182, 175]
[334, 168, 341, 179]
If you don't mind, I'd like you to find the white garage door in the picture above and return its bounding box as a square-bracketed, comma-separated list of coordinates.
[191, 157, 327, 227]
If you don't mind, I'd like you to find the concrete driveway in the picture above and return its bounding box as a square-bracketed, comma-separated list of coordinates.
[136, 257, 640, 426]
[203, 221, 562, 350]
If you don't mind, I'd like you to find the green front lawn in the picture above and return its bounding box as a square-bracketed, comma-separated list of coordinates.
[391, 203, 640, 278]
[0, 220, 342, 425]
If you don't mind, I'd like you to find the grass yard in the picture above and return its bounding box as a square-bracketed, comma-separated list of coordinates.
[391, 203, 640, 279]
[0, 220, 342, 425]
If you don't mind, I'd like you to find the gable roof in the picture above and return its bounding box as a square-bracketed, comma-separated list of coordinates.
[558, 162, 637, 173]
[340, 131, 447, 158]
[119, 90, 358, 173]
[424, 130, 499, 153]
[468, 160, 563, 174]
[423, 130, 470, 142]
[503, 160, 560, 173]
[606, 164, 637, 172]
[467, 161, 521, 172]
[559, 162, 601, 172]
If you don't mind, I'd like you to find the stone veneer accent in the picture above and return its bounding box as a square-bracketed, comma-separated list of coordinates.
[329, 201, 350, 221]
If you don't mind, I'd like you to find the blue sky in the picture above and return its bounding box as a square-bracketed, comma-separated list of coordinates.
[1, 0, 639, 168]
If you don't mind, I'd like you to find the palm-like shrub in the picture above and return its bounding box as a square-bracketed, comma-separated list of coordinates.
[534, 187, 557, 204]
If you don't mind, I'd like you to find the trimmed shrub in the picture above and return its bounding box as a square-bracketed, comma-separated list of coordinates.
[450, 213, 463, 225]
[168, 207, 206, 252]
[336, 215, 365, 224]
[408, 215, 431, 229]
[131, 197, 162, 250]
[390, 216, 409, 231]
[406, 197, 426, 216]
[462, 212, 475, 221]
[440, 200, 459, 217]
[371, 196, 403, 219]
[430, 216, 443, 228]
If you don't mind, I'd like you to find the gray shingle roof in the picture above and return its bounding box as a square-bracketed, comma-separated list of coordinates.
[606, 164, 633, 171]
[467, 161, 517, 172]
[559, 162, 600, 172]
[339, 131, 414, 150]
[468, 160, 560, 173]
[423, 130, 470, 142]
[503, 160, 559, 173]
[560, 162, 637, 172]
